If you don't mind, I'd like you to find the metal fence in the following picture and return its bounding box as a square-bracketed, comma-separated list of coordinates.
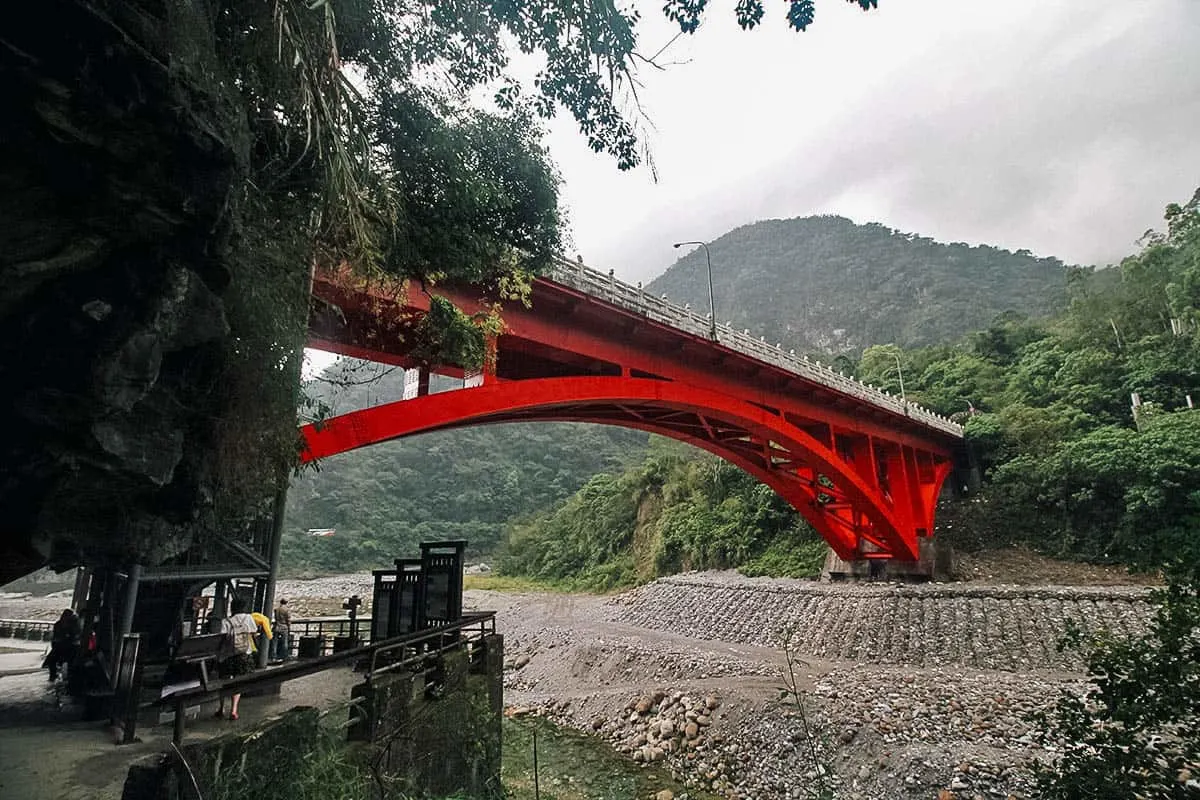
[154, 611, 496, 744]
[0, 618, 54, 641]
[545, 256, 964, 439]
[364, 611, 496, 682]
[288, 615, 369, 657]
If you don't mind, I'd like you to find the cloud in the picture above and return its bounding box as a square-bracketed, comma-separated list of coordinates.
[547, 0, 1200, 282]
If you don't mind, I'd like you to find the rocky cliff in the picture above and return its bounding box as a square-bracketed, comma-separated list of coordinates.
[0, 2, 304, 582]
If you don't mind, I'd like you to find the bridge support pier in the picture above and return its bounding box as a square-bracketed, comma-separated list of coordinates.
[821, 536, 953, 583]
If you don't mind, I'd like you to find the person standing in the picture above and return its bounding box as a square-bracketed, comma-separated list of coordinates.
[215, 598, 261, 720]
[44, 609, 81, 681]
[271, 598, 291, 663]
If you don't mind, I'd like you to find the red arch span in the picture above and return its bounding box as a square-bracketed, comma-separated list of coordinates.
[299, 376, 950, 561]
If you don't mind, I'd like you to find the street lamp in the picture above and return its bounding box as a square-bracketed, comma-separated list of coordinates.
[890, 351, 907, 407]
[672, 240, 718, 341]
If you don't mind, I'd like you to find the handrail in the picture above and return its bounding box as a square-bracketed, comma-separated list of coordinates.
[0, 618, 54, 639]
[152, 611, 497, 743]
[0, 618, 54, 628]
[544, 256, 964, 439]
[365, 613, 497, 681]
[285, 616, 367, 658]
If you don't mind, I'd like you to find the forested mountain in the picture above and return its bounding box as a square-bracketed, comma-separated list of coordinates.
[651, 215, 1071, 353]
[281, 364, 647, 573]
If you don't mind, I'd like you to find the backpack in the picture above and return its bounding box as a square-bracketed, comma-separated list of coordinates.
[221, 613, 258, 656]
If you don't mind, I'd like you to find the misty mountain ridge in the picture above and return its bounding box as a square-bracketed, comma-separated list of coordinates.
[648, 215, 1071, 354]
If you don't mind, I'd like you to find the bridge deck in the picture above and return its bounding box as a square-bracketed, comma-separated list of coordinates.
[305, 257, 964, 561]
[543, 257, 962, 439]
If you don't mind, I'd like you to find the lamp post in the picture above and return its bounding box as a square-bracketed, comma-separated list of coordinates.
[890, 351, 907, 407]
[672, 240, 718, 341]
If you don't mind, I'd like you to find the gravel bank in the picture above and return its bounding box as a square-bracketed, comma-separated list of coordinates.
[491, 572, 1154, 799]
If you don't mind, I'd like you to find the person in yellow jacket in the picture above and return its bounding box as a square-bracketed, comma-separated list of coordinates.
[251, 610, 273, 646]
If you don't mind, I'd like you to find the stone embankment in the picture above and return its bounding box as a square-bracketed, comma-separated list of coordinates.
[606, 573, 1152, 671]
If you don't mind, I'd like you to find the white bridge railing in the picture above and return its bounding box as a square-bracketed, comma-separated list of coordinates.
[545, 256, 964, 439]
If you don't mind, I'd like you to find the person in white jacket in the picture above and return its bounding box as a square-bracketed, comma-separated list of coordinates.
[215, 598, 260, 720]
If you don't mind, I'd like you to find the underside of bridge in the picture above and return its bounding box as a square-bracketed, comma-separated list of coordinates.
[301, 376, 950, 561]
[305, 272, 962, 561]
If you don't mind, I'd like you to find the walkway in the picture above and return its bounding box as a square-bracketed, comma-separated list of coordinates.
[0, 636, 359, 800]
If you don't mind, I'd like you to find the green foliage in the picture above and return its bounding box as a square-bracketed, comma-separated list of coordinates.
[1034, 572, 1200, 799]
[652, 461, 805, 574]
[347, 0, 868, 182]
[989, 413, 1200, 566]
[739, 536, 829, 579]
[284, 421, 646, 574]
[667, 0, 876, 34]
[376, 98, 563, 284]
[203, 710, 371, 800]
[914, 351, 1006, 415]
[408, 296, 491, 371]
[499, 441, 826, 589]
[500, 471, 643, 590]
[874, 188, 1200, 569]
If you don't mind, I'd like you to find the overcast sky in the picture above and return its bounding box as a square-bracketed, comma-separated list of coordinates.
[546, 0, 1200, 284]
[305, 0, 1199, 376]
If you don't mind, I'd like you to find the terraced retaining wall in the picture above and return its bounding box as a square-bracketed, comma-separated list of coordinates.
[608, 575, 1153, 670]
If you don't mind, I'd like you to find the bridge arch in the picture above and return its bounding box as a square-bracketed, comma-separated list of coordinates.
[300, 376, 948, 561]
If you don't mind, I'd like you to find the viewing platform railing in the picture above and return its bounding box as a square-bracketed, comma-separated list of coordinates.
[152, 611, 496, 744]
[289, 615, 367, 655]
[546, 256, 964, 439]
[0, 618, 54, 641]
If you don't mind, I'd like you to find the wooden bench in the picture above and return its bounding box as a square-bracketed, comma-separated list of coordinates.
[159, 633, 228, 743]
[165, 633, 226, 694]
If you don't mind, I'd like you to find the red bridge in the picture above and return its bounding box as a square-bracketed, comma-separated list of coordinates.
[303, 259, 965, 562]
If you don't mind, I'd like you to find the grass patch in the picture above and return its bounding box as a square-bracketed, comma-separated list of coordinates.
[738, 539, 827, 579]
[202, 708, 375, 800]
[503, 716, 720, 800]
[464, 574, 583, 593]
